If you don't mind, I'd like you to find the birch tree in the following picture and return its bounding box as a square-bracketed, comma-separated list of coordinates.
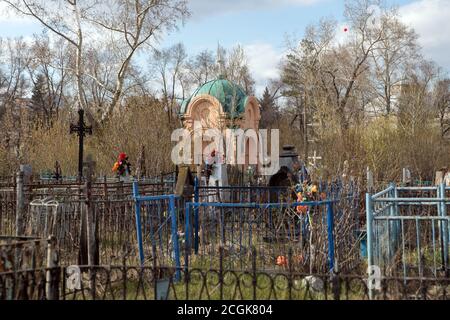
[3, 0, 189, 121]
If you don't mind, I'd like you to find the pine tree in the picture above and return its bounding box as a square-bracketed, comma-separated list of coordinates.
[31, 74, 49, 126]
[259, 87, 278, 128]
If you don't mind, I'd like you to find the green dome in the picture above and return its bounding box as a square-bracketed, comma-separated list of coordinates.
[180, 78, 248, 118]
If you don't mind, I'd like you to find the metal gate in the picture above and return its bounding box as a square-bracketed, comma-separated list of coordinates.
[132, 183, 182, 280]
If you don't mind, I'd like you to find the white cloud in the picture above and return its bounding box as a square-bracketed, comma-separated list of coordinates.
[399, 0, 450, 71]
[244, 42, 285, 95]
[189, 0, 323, 19]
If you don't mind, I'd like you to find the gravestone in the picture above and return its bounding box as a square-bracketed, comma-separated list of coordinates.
[435, 168, 446, 186]
[78, 155, 99, 266]
[268, 146, 300, 202]
[208, 164, 229, 202]
[402, 168, 412, 185]
[175, 165, 195, 198]
[367, 167, 374, 193]
[446, 171, 450, 186]
[279, 145, 300, 172]
[20, 165, 32, 184]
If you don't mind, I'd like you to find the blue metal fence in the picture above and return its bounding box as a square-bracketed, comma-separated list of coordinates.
[184, 198, 360, 273]
[132, 183, 182, 280]
[366, 183, 450, 279]
[132, 179, 361, 278]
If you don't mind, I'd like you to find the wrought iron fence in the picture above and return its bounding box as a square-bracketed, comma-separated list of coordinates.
[1, 259, 449, 300]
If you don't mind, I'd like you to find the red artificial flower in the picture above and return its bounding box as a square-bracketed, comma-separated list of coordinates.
[119, 153, 127, 161]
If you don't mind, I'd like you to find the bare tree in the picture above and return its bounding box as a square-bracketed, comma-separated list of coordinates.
[397, 60, 438, 135]
[27, 34, 70, 126]
[3, 0, 189, 121]
[283, 1, 392, 131]
[433, 78, 450, 139]
[186, 49, 216, 88]
[185, 44, 255, 94]
[0, 37, 32, 163]
[150, 42, 187, 124]
[369, 8, 420, 115]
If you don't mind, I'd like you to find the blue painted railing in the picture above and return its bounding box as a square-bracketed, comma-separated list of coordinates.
[366, 183, 450, 283]
[132, 182, 182, 281]
[184, 199, 339, 273]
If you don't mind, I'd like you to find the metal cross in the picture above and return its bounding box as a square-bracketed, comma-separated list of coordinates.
[308, 150, 322, 168]
[70, 109, 93, 182]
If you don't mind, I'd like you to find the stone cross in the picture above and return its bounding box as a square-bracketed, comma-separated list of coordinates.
[70, 109, 92, 182]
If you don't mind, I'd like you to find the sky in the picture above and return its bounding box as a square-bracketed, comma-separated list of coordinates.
[0, 0, 449, 95]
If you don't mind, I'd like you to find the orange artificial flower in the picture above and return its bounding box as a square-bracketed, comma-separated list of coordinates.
[276, 255, 288, 267]
[296, 192, 308, 214]
[112, 162, 120, 172]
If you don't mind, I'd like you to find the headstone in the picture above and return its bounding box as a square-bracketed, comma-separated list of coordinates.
[402, 168, 411, 185]
[20, 165, 32, 184]
[156, 279, 170, 300]
[175, 165, 194, 198]
[279, 145, 299, 172]
[435, 169, 446, 186]
[367, 167, 374, 193]
[79, 154, 99, 266]
[208, 153, 229, 202]
[445, 171, 450, 186]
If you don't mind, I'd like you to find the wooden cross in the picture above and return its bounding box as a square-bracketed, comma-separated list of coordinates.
[308, 150, 322, 168]
[70, 109, 93, 182]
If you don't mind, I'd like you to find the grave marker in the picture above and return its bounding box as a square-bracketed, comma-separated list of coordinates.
[70, 109, 92, 182]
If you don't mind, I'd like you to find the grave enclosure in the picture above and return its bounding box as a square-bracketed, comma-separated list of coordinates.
[1, 168, 449, 300]
[1, 170, 361, 266]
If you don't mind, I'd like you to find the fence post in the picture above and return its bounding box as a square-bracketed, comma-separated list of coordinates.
[170, 195, 181, 282]
[219, 246, 224, 300]
[194, 177, 199, 254]
[252, 246, 257, 300]
[288, 248, 293, 300]
[184, 202, 191, 272]
[366, 192, 374, 300]
[388, 183, 396, 258]
[327, 203, 335, 272]
[440, 183, 448, 270]
[46, 236, 58, 300]
[132, 181, 145, 266]
[15, 169, 24, 237]
[367, 168, 374, 194]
